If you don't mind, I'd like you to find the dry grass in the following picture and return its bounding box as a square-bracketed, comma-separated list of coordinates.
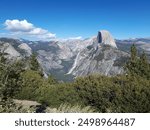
[46, 104, 96, 113]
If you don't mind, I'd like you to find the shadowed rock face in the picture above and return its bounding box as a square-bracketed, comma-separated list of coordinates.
[97, 31, 102, 43]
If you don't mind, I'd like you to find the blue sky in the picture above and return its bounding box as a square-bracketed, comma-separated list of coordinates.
[0, 0, 150, 40]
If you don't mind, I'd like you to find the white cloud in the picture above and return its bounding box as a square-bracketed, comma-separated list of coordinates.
[68, 36, 82, 40]
[4, 19, 56, 40]
[28, 28, 47, 35]
[5, 19, 34, 32]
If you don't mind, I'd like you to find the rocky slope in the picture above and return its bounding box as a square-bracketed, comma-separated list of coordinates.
[67, 31, 129, 77]
[116, 38, 150, 60]
[0, 38, 31, 60]
[0, 31, 150, 81]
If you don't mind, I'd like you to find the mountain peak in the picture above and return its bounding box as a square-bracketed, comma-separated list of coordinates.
[97, 30, 117, 48]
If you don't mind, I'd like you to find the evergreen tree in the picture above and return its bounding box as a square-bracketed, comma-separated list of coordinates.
[16, 70, 45, 100]
[126, 44, 150, 79]
[140, 52, 147, 64]
[0, 50, 25, 112]
[130, 44, 137, 61]
[29, 54, 40, 71]
[139, 52, 150, 79]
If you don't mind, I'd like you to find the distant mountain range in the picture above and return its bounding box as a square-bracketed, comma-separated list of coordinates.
[0, 30, 150, 81]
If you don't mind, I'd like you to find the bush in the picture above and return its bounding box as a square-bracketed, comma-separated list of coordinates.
[73, 75, 120, 112]
[73, 74, 150, 113]
[16, 70, 46, 100]
[113, 75, 150, 112]
[38, 83, 81, 108]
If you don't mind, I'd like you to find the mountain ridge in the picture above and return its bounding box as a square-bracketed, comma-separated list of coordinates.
[0, 30, 150, 81]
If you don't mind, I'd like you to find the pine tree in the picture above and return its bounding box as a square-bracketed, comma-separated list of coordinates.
[130, 44, 137, 61]
[139, 52, 150, 79]
[126, 44, 138, 75]
[0, 50, 25, 112]
[126, 44, 150, 79]
[29, 54, 40, 71]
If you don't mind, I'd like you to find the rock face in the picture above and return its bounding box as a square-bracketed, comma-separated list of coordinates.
[67, 46, 129, 77]
[97, 30, 117, 48]
[2, 31, 150, 81]
[0, 42, 21, 60]
[67, 30, 128, 77]
[18, 43, 32, 56]
[0, 38, 31, 59]
[0, 31, 127, 81]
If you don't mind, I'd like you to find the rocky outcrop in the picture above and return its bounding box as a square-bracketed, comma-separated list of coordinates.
[2, 32, 150, 81]
[67, 45, 129, 77]
[0, 42, 21, 60]
[18, 43, 32, 56]
[67, 30, 128, 77]
[97, 30, 117, 48]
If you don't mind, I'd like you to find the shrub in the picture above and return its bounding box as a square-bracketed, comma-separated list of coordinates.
[38, 83, 81, 108]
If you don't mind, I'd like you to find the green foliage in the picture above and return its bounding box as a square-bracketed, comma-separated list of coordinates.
[73, 75, 120, 112]
[73, 74, 150, 112]
[0, 98, 19, 113]
[0, 98, 25, 113]
[0, 51, 25, 112]
[0, 55, 24, 99]
[29, 54, 40, 71]
[38, 83, 81, 108]
[1, 45, 150, 113]
[126, 44, 150, 79]
[16, 70, 80, 108]
[130, 44, 137, 61]
[0, 98, 37, 113]
[47, 75, 58, 85]
[138, 52, 150, 79]
[1, 61, 25, 98]
[73, 45, 150, 112]
[16, 70, 45, 100]
[112, 75, 150, 112]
